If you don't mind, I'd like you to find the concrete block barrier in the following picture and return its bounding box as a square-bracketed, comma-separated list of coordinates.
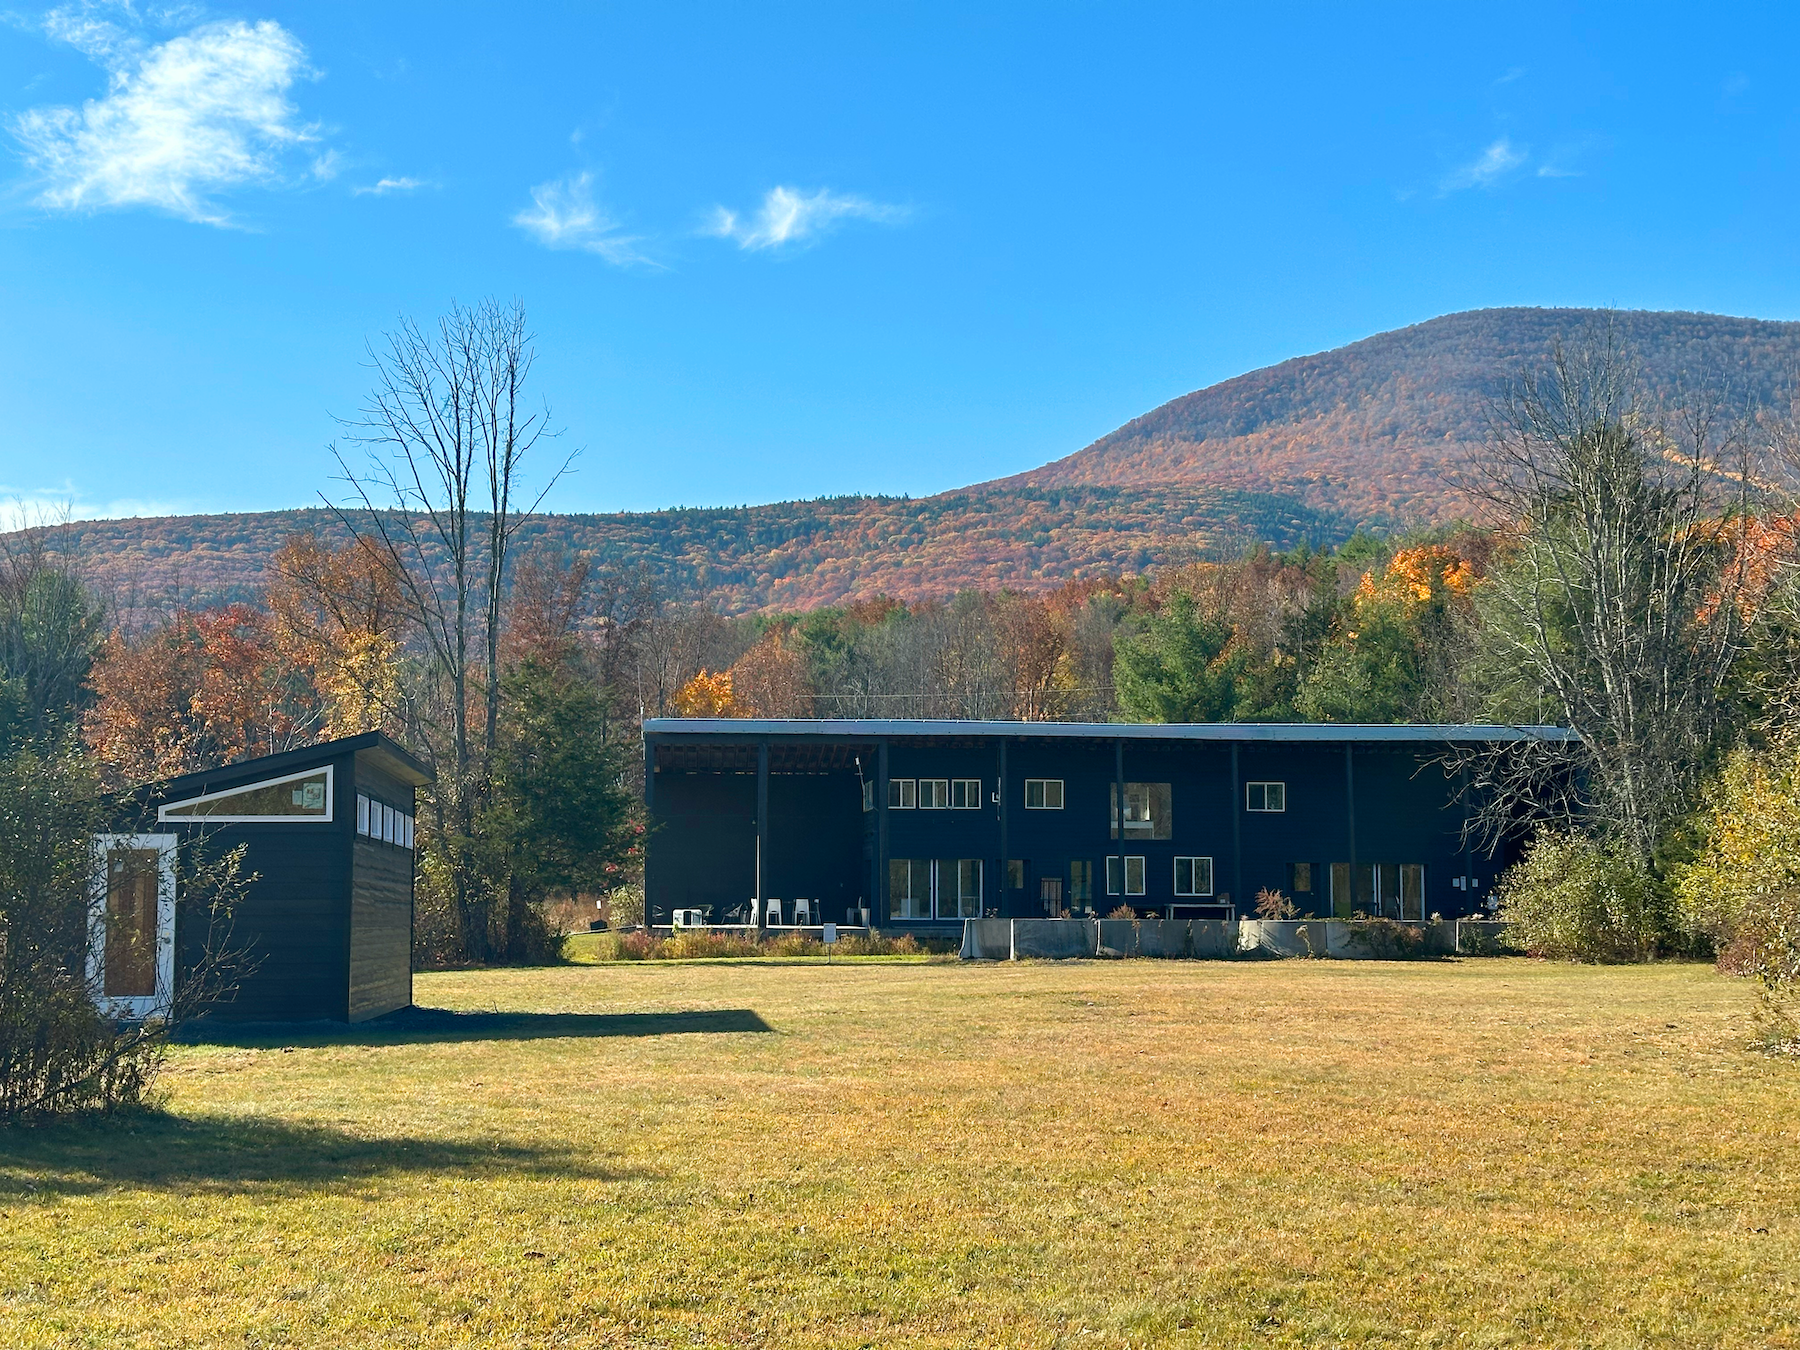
[1189, 919, 1240, 958]
[1135, 918, 1188, 958]
[1096, 919, 1139, 958]
[1456, 919, 1516, 954]
[1238, 919, 1322, 957]
[959, 918, 1012, 961]
[1010, 918, 1098, 960]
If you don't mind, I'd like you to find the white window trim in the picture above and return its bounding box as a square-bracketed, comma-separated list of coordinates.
[1173, 856, 1215, 897]
[934, 858, 983, 921]
[919, 778, 950, 810]
[158, 763, 335, 824]
[951, 778, 982, 810]
[1024, 778, 1065, 810]
[88, 833, 178, 1022]
[1245, 780, 1286, 813]
[1106, 855, 1147, 897]
[888, 779, 917, 810]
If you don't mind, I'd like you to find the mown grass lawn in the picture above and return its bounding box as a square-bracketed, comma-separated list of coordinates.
[2, 957, 1797, 1348]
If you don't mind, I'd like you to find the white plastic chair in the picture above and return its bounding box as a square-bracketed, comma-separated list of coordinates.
[793, 897, 813, 926]
[763, 898, 783, 927]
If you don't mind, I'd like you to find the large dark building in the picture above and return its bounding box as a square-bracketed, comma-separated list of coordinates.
[92, 732, 431, 1024]
[642, 719, 1573, 931]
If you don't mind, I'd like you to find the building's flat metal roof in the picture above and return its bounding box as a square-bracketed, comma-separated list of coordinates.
[643, 718, 1577, 743]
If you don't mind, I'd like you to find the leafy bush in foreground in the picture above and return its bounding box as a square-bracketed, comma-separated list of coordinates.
[1495, 830, 1668, 963]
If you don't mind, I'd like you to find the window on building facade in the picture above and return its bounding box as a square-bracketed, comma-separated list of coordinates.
[951, 778, 982, 809]
[1024, 778, 1064, 810]
[919, 778, 949, 809]
[1173, 856, 1214, 896]
[1069, 860, 1093, 903]
[1290, 861, 1313, 894]
[1330, 861, 1423, 917]
[888, 779, 917, 809]
[1106, 855, 1146, 896]
[888, 858, 931, 920]
[1110, 782, 1171, 840]
[1246, 781, 1286, 812]
[1006, 859, 1025, 890]
[862, 779, 875, 812]
[935, 858, 982, 919]
[159, 766, 333, 823]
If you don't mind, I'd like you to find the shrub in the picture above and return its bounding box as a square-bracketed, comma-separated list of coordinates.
[1105, 905, 1138, 921]
[1672, 746, 1800, 1048]
[1340, 917, 1427, 959]
[1495, 829, 1667, 962]
[1254, 887, 1298, 920]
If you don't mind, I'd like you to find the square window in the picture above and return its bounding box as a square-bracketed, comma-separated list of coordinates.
[1174, 856, 1214, 896]
[951, 778, 982, 809]
[1107, 856, 1144, 896]
[1111, 782, 1171, 839]
[888, 779, 917, 809]
[920, 779, 949, 809]
[1024, 779, 1064, 809]
[1246, 781, 1286, 812]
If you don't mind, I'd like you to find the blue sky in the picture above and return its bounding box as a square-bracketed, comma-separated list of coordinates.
[2, 2, 1797, 521]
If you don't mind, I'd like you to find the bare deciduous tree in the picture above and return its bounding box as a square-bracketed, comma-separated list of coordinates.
[1461, 325, 1760, 867]
[328, 299, 573, 961]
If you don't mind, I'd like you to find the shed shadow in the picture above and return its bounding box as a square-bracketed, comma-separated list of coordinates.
[175, 1006, 773, 1048]
[0, 1110, 646, 1203]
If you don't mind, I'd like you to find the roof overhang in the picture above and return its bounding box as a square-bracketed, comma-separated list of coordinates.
[643, 718, 1579, 745]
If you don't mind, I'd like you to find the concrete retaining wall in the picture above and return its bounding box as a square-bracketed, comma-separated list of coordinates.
[959, 918, 1012, 961]
[1009, 918, 1098, 960]
[960, 916, 1496, 961]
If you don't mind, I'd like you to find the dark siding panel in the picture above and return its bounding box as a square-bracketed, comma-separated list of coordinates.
[349, 837, 413, 1021]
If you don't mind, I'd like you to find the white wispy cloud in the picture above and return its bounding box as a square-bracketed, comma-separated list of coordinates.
[12, 9, 320, 226]
[704, 185, 908, 251]
[353, 175, 429, 196]
[512, 171, 652, 265]
[1440, 137, 1529, 193]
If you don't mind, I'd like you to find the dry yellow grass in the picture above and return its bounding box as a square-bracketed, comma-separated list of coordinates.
[1, 958, 1797, 1348]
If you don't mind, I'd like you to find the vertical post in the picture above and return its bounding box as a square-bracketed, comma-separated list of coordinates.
[877, 740, 890, 929]
[756, 739, 769, 927]
[642, 733, 656, 926]
[1230, 742, 1243, 914]
[1461, 761, 1475, 915]
[1344, 742, 1358, 916]
[998, 738, 1009, 917]
[1114, 738, 1126, 907]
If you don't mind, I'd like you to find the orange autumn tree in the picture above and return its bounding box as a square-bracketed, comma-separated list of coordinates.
[266, 533, 407, 739]
[727, 628, 814, 716]
[86, 604, 324, 784]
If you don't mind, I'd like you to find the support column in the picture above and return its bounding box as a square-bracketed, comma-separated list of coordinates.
[877, 740, 890, 929]
[1344, 742, 1358, 918]
[1114, 738, 1126, 908]
[1230, 742, 1243, 913]
[642, 733, 656, 925]
[756, 740, 769, 927]
[997, 738, 1009, 917]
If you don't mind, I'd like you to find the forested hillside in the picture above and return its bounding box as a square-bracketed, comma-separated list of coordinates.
[996, 307, 1800, 520]
[24, 306, 1800, 613]
[43, 486, 1346, 616]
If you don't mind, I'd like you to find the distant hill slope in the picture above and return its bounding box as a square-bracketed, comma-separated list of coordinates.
[992, 307, 1800, 521]
[45, 485, 1349, 616]
[29, 306, 1800, 613]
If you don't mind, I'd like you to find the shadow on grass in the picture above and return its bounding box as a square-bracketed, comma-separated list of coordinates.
[0, 1110, 648, 1201]
[174, 1006, 774, 1048]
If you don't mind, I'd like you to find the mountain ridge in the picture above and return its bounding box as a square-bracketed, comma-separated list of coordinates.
[24, 306, 1800, 614]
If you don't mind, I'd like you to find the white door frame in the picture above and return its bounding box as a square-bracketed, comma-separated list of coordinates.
[89, 833, 178, 1021]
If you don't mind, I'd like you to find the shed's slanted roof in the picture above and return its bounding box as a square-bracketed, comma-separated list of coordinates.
[643, 718, 1576, 744]
[152, 731, 434, 799]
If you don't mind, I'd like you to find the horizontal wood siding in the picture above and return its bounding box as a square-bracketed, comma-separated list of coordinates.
[349, 836, 413, 1021]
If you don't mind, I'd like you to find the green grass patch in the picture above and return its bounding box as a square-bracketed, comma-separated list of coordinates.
[2, 959, 1796, 1347]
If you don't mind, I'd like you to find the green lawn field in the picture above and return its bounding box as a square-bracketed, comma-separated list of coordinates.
[2, 957, 1796, 1348]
